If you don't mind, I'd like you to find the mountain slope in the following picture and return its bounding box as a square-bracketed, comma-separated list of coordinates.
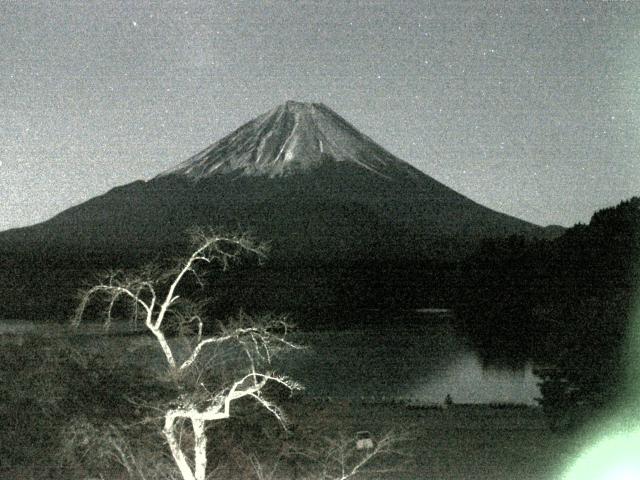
[158, 100, 423, 180]
[3, 101, 544, 246]
[0, 101, 558, 321]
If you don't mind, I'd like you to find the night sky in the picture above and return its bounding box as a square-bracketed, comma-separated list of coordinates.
[1, 0, 638, 231]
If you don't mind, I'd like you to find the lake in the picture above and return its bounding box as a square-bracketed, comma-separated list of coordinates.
[280, 313, 540, 405]
[0, 312, 541, 405]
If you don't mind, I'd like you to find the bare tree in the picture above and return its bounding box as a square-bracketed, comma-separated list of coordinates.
[73, 229, 302, 480]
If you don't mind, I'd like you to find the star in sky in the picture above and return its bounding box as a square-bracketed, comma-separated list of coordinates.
[0, 1, 638, 230]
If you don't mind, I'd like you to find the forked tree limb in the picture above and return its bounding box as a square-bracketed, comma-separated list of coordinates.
[72, 230, 299, 480]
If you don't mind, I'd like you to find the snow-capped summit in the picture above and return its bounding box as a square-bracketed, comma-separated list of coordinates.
[0, 100, 560, 324]
[159, 101, 420, 180]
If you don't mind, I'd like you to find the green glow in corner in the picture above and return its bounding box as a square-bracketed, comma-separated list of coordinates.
[562, 429, 640, 480]
[561, 286, 640, 479]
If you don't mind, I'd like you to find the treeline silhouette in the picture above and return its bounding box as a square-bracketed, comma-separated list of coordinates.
[1, 194, 637, 429]
[454, 197, 639, 429]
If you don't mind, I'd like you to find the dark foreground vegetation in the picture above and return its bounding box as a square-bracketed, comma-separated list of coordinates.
[1, 334, 579, 480]
[1, 330, 409, 480]
[1, 231, 414, 480]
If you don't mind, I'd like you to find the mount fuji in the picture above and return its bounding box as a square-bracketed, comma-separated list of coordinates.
[159, 100, 427, 181]
[0, 101, 558, 320]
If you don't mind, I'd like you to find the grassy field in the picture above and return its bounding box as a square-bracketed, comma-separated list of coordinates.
[281, 399, 581, 480]
[1, 328, 581, 479]
[1, 392, 582, 480]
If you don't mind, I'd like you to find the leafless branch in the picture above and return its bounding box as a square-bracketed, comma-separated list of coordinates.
[71, 229, 301, 480]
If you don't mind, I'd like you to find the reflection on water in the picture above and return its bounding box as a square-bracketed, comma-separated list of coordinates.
[280, 311, 541, 404]
[1, 312, 541, 404]
[409, 351, 539, 405]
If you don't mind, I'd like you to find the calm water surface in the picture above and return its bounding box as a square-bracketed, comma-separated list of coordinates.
[280, 312, 540, 405]
[1, 313, 541, 405]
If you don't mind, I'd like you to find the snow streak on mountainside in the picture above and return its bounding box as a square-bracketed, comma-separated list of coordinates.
[159, 100, 423, 180]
